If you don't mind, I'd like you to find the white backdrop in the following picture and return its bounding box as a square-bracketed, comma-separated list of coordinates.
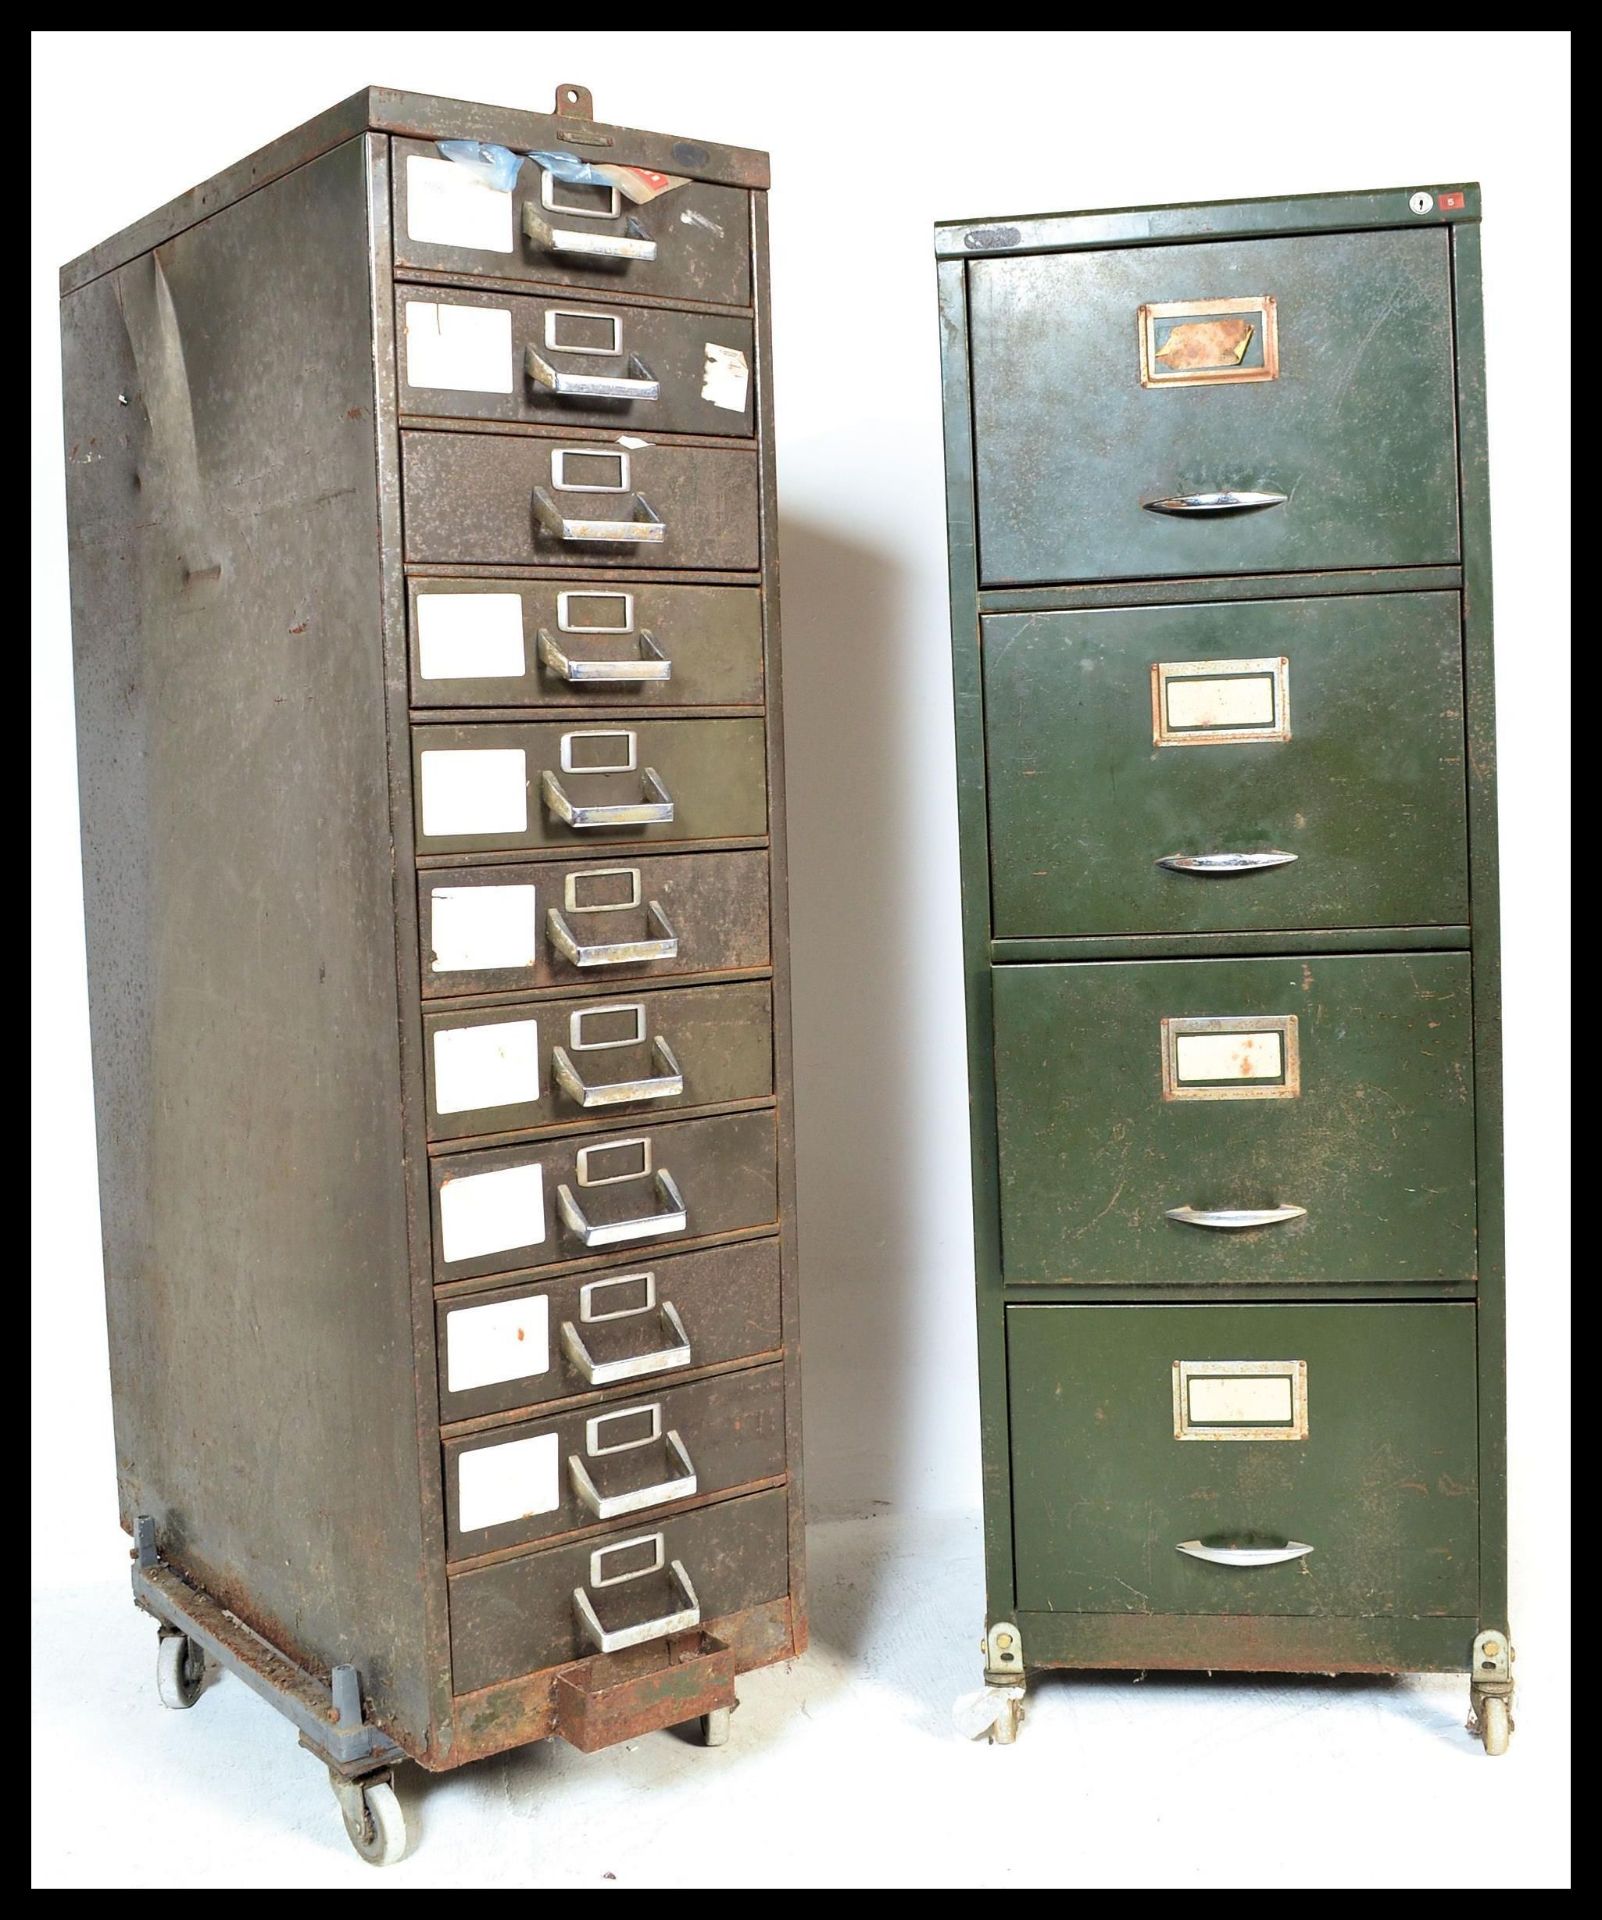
[32, 30, 1569, 1607]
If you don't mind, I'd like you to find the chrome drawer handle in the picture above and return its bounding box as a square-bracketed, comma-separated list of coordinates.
[537, 628, 672, 685]
[573, 1558, 700, 1654]
[553, 1035, 684, 1108]
[1166, 1205, 1307, 1231]
[1157, 851, 1298, 876]
[541, 766, 674, 829]
[568, 1428, 698, 1520]
[524, 203, 659, 262]
[1177, 1540, 1314, 1567]
[533, 486, 666, 544]
[547, 899, 679, 968]
[557, 1169, 687, 1248]
[525, 345, 662, 402]
[1144, 490, 1287, 516]
[561, 1301, 692, 1387]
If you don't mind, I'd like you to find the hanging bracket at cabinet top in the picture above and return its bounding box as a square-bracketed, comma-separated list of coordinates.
[550, 83, 612, 147]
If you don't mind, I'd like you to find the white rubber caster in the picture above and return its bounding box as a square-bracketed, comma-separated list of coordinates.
[333, 1773, 408, 1866]
[700, 1706, 731, 1747]
[156, 1631, 205, 1710]
[1476, 1695, 1512, 1757]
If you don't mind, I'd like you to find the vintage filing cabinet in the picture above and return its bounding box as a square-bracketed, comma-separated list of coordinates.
[60, 85, 804, 1862]
[935, 186, 1511, 1749]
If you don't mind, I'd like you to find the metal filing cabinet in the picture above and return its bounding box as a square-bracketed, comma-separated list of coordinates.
[59, 85, 805, 1861]
[935, 186, 1511, 1749]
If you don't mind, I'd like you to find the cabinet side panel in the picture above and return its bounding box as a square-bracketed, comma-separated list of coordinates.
[60, 138, 432, 1743]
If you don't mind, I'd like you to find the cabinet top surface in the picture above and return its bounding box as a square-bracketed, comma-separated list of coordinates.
[934, 182, 1481, 259]
[60, 83, 770, 297]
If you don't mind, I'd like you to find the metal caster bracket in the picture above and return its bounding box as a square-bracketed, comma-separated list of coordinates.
[1467, 1628, 1515, 1755]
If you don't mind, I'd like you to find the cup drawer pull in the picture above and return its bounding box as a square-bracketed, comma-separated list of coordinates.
[1177, 1540, 1314, 1567]
[557, 1169, 687, 1247]
[538, 628, 672, 684]
[553, 1035, 684, 1108]
[568, 1428, 698, 1520]
[561, 1301, 692, 1387]
[1144, 490, 1287, 516]
[524, 203, 659, 262]
[547, 899, 679, 968]
[533, 486, 666, 544]
[525, 345, 661, 401]
[541, 767, 674, 829]
[1165, 1205, 1307, 1231]
[1157, 851, 1298, 876]
[573, 1558, 700, 1654]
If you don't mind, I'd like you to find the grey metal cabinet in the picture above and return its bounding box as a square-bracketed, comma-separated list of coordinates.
[59, 84, 804, 1863]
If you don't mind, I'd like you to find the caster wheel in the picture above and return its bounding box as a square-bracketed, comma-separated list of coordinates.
[988, 1694, 1023, 1746]
[337, 1775, 407, 1866]
[1477, 1695, 1512, 1757]
[156, 1632, 205, 1710]
[700, 1706, 731, 1748]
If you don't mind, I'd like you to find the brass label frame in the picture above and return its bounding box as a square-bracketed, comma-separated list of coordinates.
[1151, 655, 1291, 747]
[1173, 1360, 1309, 1442]
[1139, 295, 1280, 388]
[1161, 1013, 1301, 1101]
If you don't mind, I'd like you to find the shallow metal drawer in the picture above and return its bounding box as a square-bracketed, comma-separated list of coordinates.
[408, 578, 764, 710]
[423, 980, 773, 1141]
[436, 1238, 782, 1423]
[1008, 1302, 1478, 1618]
[429, 1108, 778, 1282]
[398, 286, 756, 436]
[448, 1484, 789, 1695]
[392, 137, 751, 307]
[418, 849, 771, 998]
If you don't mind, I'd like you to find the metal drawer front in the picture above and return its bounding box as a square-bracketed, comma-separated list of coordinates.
[448, 1483, 789, 1694]
[993, 952, 1476, 1285]
[429, 1109, 778, 1282]
[411, 718, 767, 854]
[408, 578, 764, 710]
[399, 286, 756, 436]
[983, 592, 1469, 937]
[424, 980, 774, 1141]
[969, 229, 1459, 584]
[436, 1239, 782, 1422]
[1008, 1302, 1478, 1617]
[401, 429, 760, 571]
[418, 849, 771, 998]
[444, 1359, 784, 1557]
[392, 138, 752, 307]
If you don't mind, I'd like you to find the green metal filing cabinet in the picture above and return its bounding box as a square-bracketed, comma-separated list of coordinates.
[60, 85, 805, 1862]
[934, 185, 1511, 1749]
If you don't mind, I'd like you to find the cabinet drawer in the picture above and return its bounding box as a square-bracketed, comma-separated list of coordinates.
[401, 429, 760, 571]
[444, 1359, 784, 1557]
[399, 286, 755, 436]
[970, 229, 1459, 585]
[430, 1109, 777, 1282]
[1008, 1303, 1478, 1617]
[393, 139, 751, 308]
[411, 718, 767, 855]
[408, 578, 763, 710]
[424, 980, 773, 1141]
[437, 1238, 782, 1422]
[994, 953, 1475, 1285]
[418, 849, 771, 998]
[449, 1483, 789, 1694]
[984, 592, 1468, 937]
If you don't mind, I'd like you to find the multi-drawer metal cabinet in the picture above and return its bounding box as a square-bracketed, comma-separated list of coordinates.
[935, 186, 1511, 1750]
[60, 85, 804, 1861]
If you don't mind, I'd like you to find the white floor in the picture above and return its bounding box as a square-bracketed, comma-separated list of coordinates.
[32, 1510, 1568, 1889]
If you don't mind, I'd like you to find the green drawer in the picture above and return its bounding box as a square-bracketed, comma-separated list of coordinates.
[969, 229, 1459, 584]
[984, 592, 1468, 938]
[993, 953, 1476, 1285]
[1009, 1302, 1478, 1617]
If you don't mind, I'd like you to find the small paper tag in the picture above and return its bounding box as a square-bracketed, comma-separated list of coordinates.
[1438, 190, 1467, 212]
[406, 155, 514, 253]
[702, 343, 750, 413]
[404, 301, 514, 395]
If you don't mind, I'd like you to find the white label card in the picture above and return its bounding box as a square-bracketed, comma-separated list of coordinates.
[1166, 674, 1277, 731]
[416, 593, 527, 680]
[1174, 1030, 1284, 1084]
[419, 749, 528, 838]
[429, 886, 537, 973]
[702, 343, 750, 412]
[406, 155, 514, 253]
[446, 1293, 551, 1394]
[1187, 1375, 1295, 1424]
[404, 301, 515, 394]
[439, 1161, 546, 1263]
[457, 1431, 560, 1532]
[433, 1020, 541, 1115]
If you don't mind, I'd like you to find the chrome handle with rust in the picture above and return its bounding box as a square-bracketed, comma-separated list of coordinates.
[1144, 490, 1287, 516]
[572, 1558, 700, 1653]
[553, 1035, 684, 1108]
[541, 766, 674, 830]
[525, 345, 661, 401]
[537, 628, 671, 685]
[1166, 1205, 1307, 1231]
[1177, 1540, 1314, 1567]
[561, 1301, 692, 1387]
[547, 899, 678, 968]
[533, 487, 665, 545]
[1157, 851, 1298, 876]
[524, 203, 658, 261]
[568, 1428, 697, 1520]
[556, 1169, 687, 1248]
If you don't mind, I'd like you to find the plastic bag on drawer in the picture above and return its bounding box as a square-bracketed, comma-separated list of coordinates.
[436, 140, 525, 193]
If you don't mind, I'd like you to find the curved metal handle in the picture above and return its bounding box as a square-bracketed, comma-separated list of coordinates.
[1166, 1205, 1307, 1231]
[568, 1428, 697, 1520]
[525, 346, 662, 401]
[524, 204, 659, 262]
[1157, 851, 1298, 876]
[538, 628, 672, 685]
[533, 486, 666, 545]
[1145, 490, 1287, 516]
[541, 766, 674, 829]
[557, 1169, 687, 1248]
[1177, 1540, 1314, 1567]
[561, 1300, 692, 1387]
[573, 1558, 700, 1654]
[553, 1035, 683, 1108]
[547, 898, 678, 968]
